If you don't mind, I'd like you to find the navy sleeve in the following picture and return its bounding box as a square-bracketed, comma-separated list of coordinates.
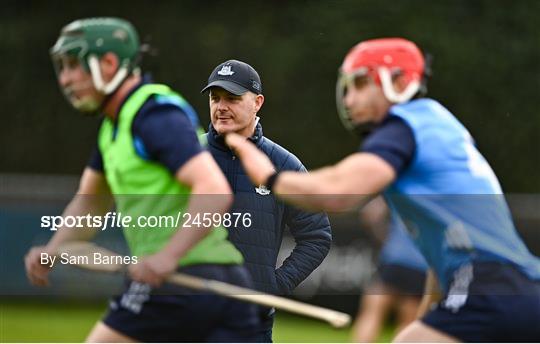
[132, 103, 203, 174]
[361, 116, 416, 174]
[87, 145, 104, 172]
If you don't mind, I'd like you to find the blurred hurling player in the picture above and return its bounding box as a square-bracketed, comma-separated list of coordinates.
[352, 197, 427, 342]
[227, 38, 540, 342]
[24, 17, 259, 342]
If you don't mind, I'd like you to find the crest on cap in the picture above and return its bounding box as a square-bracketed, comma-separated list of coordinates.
[252, 81, 261, 92]
[217, 65, 234, 76]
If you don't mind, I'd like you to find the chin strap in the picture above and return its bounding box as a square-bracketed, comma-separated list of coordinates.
[88, 54, 129, 95]
[378, 67, 420, 104]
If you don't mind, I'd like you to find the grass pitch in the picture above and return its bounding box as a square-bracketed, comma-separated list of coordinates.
[0, 300, 393, 342]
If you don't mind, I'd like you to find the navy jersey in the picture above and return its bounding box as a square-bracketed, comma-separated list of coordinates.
[88, 81, 202, 174]
[362, 98, 540, 292]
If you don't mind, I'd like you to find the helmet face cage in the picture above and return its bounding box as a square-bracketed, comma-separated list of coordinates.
[50, 37, 103, 113]
[50, 38, 89, 77]
[335, 68, 369, 132]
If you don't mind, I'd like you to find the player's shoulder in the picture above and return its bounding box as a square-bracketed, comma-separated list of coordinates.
[390, 98, 444, 115]
[364, 115, 414, 145]
[126, 78, 189, 114]
[139, 93, 186, 116]
[259, 136, 306, 172]
[389, 98, 455, 126]
[133, 96, 184, 129]
[135, 92, 200, 127]
[128, 94, 202, 147]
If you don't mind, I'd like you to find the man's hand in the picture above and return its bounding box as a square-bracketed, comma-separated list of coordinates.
[225, 133, 276, 186]
[24, 246, 55, 287]
[128, 251, 178, 287]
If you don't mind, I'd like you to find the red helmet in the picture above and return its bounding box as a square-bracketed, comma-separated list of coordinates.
[342, 37, 424, 89]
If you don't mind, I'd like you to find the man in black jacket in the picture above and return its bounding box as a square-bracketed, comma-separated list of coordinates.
[201, 60, 332, 342]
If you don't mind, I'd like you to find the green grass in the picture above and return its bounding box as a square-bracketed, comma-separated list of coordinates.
[1, 300, 104, 342]
[0, 300, 394, 342]
[274, 313, 394, 343]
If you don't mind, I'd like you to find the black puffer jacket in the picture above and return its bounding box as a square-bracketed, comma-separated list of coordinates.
[205, 123, 332, 295]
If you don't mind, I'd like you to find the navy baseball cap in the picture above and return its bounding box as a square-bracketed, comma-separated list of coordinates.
[201, 59, 262, 95]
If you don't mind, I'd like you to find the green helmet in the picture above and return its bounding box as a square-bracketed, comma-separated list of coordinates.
[50, 17, 140, 96]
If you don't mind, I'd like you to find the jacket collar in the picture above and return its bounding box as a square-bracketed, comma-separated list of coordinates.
[208, 121, 264, 152]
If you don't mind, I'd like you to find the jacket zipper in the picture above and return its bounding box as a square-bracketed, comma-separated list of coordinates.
[231, 154, 238, 191]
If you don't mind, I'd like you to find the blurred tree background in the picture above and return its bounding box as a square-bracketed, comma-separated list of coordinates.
[1, 0, 539, 192]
